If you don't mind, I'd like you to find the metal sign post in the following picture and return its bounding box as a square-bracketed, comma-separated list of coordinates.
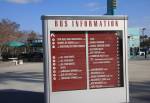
[41, 15, 129, 103]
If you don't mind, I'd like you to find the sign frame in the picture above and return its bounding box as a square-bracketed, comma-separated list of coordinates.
[41, 15, 129, 103]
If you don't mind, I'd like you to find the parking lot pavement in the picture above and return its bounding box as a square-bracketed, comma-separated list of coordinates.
[0, 62, 44, 92]
[0, 62, 44, 103]
[130, 55, 150, 61]
[129, 60, 150, 103]
[0, 60, 150, 103]
[0, 89, 44, 103]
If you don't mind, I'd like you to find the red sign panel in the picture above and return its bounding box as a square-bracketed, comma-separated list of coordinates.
[88, 32, 121, 89]
[51, 32, 87, 92]
[51, 31, 122, 92]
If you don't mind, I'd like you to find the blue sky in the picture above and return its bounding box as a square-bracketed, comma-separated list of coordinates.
[0, 0, 150, 34]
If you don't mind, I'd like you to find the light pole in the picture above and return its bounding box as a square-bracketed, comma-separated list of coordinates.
[141, 28, 148, 58]
[142, 28, 146, 47]
[142, 28, 146, 37]
[107, 0, 117, 15]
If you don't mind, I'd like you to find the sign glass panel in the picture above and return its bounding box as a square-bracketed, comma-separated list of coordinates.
[50, 31, 123, 92]
[51, 32, 87, 92]
[88, 31, 123, 89]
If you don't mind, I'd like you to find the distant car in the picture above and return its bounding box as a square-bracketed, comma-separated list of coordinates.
[138, 49, 146, 56]
[19, 52, 43, 62]
[29, 52, 43, 62]
[139, 51, 145, 56]
[0, 56, 2, 61]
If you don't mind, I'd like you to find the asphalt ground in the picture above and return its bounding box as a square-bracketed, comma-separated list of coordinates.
[0, 62, 44, 92]
[0, 59, 150, 103]
[129, 60, 150, 103]
[0, 62, 44, 103]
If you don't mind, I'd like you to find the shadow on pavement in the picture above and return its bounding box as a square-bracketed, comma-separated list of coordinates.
[0, 89, 44, 103]
[1, 81, 150, 103]
[129, 55, 150, 61]
[130, 81, 150, 103]
[0, 72, 43, 83]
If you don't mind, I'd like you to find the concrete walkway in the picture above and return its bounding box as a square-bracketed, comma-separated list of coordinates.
[129, 60, 150, 103]
[0, 60, 150, 103]
[0, 62, 44, 92]
[0, 62, 44, 103]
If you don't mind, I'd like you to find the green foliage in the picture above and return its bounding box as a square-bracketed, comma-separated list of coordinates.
[0, 34, 6, 38]
[140, 35, 150, 48]
[0, 18, 38, 54]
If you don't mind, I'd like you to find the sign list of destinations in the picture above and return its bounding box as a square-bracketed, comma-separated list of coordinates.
[51, 33, 87, 92]
[51, 32, 122, 92]
[88, 32, 121, 89]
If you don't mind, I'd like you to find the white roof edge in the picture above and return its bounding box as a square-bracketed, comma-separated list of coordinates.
[41, 15, 128, 20]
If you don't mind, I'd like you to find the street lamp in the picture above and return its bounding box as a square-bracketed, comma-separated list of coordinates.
[142, 28, 146, 47]
[107, 0, 117, 15]
[142, 28, 148, 58]
[142, 28, 146, 37]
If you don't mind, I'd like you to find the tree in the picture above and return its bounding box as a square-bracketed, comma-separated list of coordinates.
[140, 35, 150, 48]
[0, 19, 20, 43]
[0, 19, 22, 57]
[0, 18, 39, 58]
[28, 31, 37, 40]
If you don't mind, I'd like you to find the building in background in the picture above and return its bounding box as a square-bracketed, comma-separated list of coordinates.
[128, 28, 140, 59]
